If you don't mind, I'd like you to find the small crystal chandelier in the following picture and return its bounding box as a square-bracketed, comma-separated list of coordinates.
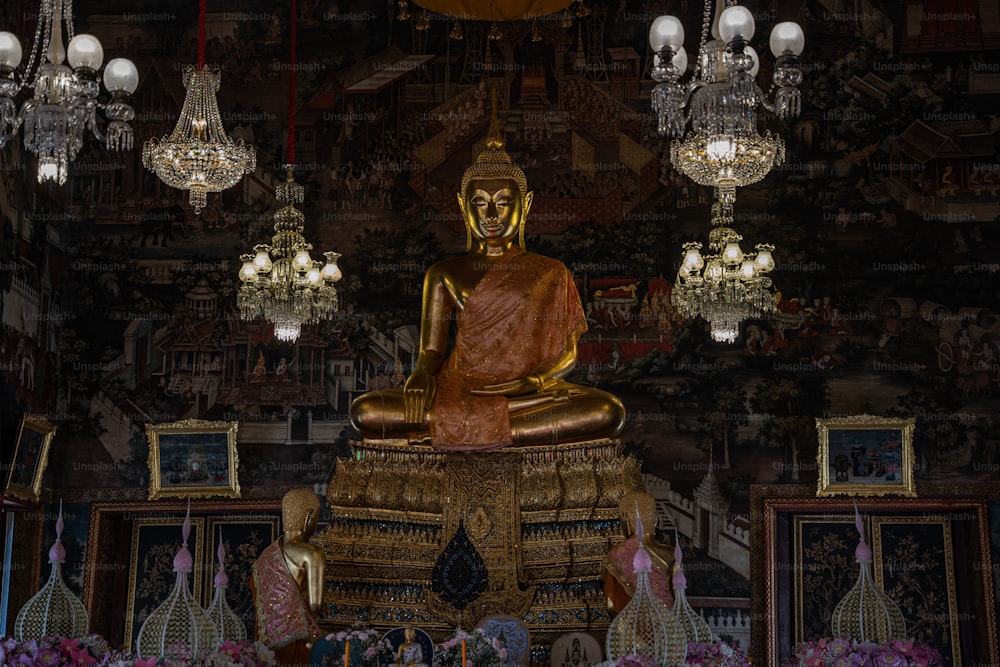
[238, 169, 343, 342]
[0, 1, 139, 184]
[649, 1, 804, 204]
[671, 194, 776, 343]
[237, 2, 341, 345]
[142, 0, 255, 213]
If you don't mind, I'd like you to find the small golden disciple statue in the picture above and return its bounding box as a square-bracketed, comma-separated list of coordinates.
[350, 95, 625, 449]
[603, 490, 675, 613]
[392, 627, 428, 667]
[251, 489, 325, 665]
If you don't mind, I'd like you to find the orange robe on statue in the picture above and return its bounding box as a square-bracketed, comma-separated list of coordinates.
[431, 247, 586, 449]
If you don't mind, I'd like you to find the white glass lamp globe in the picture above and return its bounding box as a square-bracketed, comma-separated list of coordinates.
[253, 249, 272, 273]
[746, 45, 760, 76]
[649, 15, 684, 52]
[719, 5, 755, 42]
[755, 246, 775, 272]
[67, 34, 104, 70]
[293, 249, 312, 271]
[321, 253, 343, 282]
[723, 241, 744, 265]
[103, 57, 139, 93]
[770, 21, 805, 56]
[0, 32, 22, 69]
[740, 259, 756, 279]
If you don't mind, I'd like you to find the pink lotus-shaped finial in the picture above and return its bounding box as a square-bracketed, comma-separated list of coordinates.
[854, 503, 873, 562]
[48, 500, 67, 563]
[672, 539, 687, 588]
[214, 532, 229, 587]
[173, 501, 194, 572]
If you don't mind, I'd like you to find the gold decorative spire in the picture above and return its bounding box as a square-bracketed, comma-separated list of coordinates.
[460, 86, 527, 197]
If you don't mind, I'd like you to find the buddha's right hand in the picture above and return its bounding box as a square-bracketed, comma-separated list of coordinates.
[403, 369, 435, 423]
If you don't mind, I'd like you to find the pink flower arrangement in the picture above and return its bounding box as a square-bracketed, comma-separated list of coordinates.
[322, 627, 393, 666]
[433, 629, 504, 667]
[613, 654, 660, 667]
[787, 638, 945, 667]
[683, 640, 751, 667]
[0, 636, 275, 667]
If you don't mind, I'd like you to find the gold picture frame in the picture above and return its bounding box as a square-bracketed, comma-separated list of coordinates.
[816, 415, 916, 497]
[145, 419, 240, 499]
[4, 414, 56, 503]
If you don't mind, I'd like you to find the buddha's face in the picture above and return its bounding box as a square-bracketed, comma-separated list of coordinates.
[459, 178, 533, 243]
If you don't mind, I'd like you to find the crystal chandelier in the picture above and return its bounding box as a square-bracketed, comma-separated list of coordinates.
[0, 1, 138, 184]
[237, 0, 341, 344]
[671, 193, 777, 343]
[649, 1, 804, 204]
[238, 169, 343, 342]
[142, 0, 255, 213]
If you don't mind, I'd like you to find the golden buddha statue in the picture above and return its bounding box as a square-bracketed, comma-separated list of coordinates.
[391, 627, 428, 667]
[251, 489, 326, 665]
[350, 96, 625, 450]
[603, 490, 674, 613]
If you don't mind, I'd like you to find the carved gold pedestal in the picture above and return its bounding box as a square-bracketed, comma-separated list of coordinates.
[317, 439, 640, 648]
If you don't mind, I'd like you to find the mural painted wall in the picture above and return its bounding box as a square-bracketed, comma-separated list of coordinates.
[2, 0, 1000, 652]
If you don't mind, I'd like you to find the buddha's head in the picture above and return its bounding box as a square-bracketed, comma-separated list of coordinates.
[457, 92, 533, 250]
[282, 488, 320, 537]
[404, 627, 416, 642]
[618, 490, 658, 538]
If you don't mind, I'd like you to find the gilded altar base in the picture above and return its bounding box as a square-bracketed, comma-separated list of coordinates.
[317, 438, 641, 649]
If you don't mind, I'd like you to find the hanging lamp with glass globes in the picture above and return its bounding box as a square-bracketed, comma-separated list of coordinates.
[0, 0, 139, 184]
[238, 168, 343, 343]
[649, 0, 804, 205]
[671, 193, 777, 343]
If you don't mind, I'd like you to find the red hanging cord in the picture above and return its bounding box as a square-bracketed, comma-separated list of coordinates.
[288, 0, 297, 165]
[197, 0, 206, 70]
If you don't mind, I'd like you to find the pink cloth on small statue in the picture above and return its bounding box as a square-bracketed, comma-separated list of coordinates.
[251, 540, 320, 649]
[605, 535, 674, 608]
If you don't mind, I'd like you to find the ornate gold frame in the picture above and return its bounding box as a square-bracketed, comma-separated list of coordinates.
[4, 414, 56, 503]
[145, 419, 240, 499]
[816, 414, 916, 497]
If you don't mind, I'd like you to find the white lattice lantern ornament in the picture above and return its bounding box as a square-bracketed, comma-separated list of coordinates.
[671, 541, 713, 643]
[605, 515, 687, 667]
[206, 533, 246, 641]
[136, 504, 219, 657]
[14, 502, 89, 640]
[831, 507, 907, 643]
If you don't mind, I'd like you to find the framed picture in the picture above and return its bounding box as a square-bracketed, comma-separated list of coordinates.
[816, 415, 916, 497]
[751, 490, 998, 667]
[125, 516, 205, 651]
[146, 419, 240, 499]
[4, 414, 56, 503]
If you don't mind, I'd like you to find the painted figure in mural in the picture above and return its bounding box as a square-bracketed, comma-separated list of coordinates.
[603, 490, 674, 613]
[349, 96, 625, 450]
[250, 489, 324, 666]
[391, 627, 427, 667]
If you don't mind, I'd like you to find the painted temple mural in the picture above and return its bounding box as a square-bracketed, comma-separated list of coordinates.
[2, 0, 1000, 655]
